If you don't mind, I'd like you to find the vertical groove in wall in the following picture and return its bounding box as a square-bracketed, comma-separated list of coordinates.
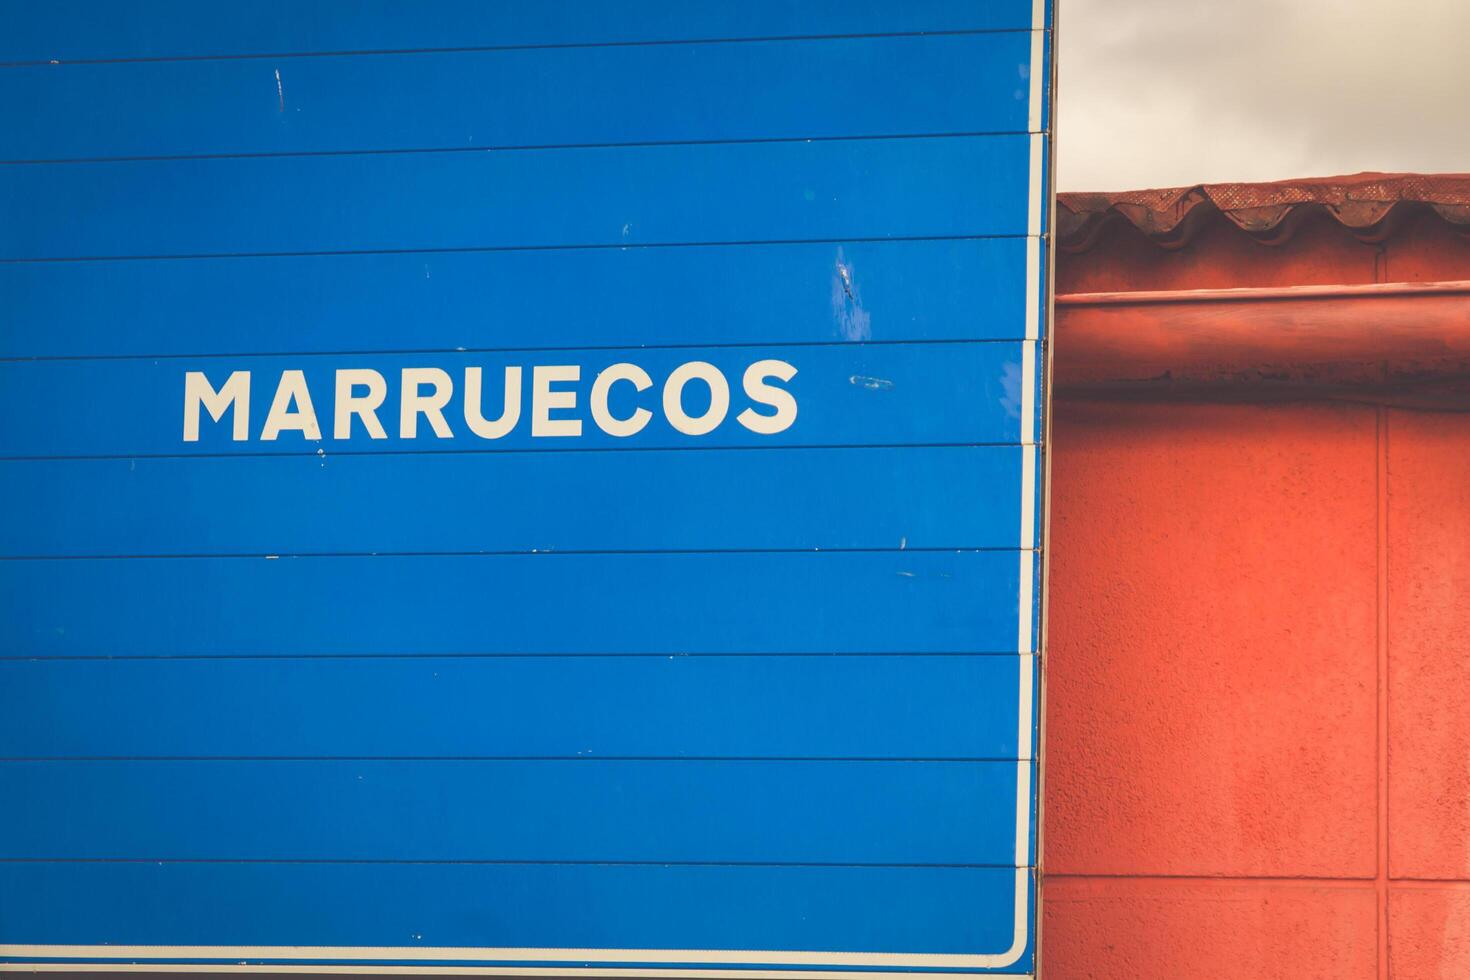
[1376, 405, 1391, 980]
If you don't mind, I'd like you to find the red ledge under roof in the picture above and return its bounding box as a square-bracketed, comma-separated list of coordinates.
[1057, 172, 1470, 252]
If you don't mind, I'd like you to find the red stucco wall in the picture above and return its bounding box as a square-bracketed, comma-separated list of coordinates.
[1042, 192, 1470, 978]
[1042, 395, 1469, 978]
[1385, 410, 1470, 977]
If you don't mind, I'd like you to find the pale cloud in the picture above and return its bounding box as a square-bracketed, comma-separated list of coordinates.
[1056, 0, 1470, 190]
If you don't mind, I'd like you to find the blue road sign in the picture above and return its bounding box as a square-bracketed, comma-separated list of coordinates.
[0, 2, 1054, 976]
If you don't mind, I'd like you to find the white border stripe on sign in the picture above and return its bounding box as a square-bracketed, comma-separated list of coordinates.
[0, 967, 1033, 979]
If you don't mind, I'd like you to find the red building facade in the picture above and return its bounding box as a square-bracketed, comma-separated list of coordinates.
[1043, 174, 1470, 978]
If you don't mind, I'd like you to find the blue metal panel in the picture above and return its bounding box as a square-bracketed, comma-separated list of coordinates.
[0, 448, 1024, 556]
[0, 863, 1031, 967]
[0, 343, 1030, 456]
[0, 551, 1028, 658]
[0, 135, 1034, 259]
[3, 34, 1035, 160]
[0, 1, 1038, 62]
[0, 760, 1018, 865]
[0, 655, 1029, 760]
[0, 0, 1052, 974]
[0, 239, 1029, 357]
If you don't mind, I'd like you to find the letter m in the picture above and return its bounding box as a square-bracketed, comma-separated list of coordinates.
[183, 371, 251, 442]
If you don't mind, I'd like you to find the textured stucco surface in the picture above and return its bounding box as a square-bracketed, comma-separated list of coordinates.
[1044, 399, 1470, 977]
[1390, 887, 1470, 979]
[1387, 410, 1470, 881]
[1046, 400, 1378, 879]
[1044, 878, 1378, 979]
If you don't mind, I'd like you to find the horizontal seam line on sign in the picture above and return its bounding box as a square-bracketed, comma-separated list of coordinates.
[0, 652, 1033, 661]
[0, 233, 1031, 264]
[0, 441, 1037, 462]
[0, 232, 1042, 267]
[0, 547, 1036, 561]
[0, 337, 1033, 363]
[0, 27, 1034, 68]
[0, 858, 1027, 869]
[0, 756, 1027, 763]
[0, 130, 1034, 166]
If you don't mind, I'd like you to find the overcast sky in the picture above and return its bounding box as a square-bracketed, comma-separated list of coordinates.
[1056, 0, 1470, 191]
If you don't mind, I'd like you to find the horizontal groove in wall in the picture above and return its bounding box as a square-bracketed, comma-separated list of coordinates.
[0, 442, 1036, 463]
[0, 553, 1023, 562]
[0, 547, 1037, 562]
[0, 859, 1028, 869]
[1, 756, 1025, 763]
[0, 651, 1029, 661]
[2, 131, 1037, 168]
[0, 28, 1035, 68]
[0, 233, 1030, 265]
[1, 337, 1027, 365]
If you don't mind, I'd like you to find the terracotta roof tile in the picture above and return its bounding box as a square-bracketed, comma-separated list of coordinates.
[1057, 172, 1470, 251]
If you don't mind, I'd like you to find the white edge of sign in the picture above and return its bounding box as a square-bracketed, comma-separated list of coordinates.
[0, 970, 1034, 979]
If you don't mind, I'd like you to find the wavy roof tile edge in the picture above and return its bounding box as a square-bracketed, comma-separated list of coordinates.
[1056, 172, 1470, 252]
